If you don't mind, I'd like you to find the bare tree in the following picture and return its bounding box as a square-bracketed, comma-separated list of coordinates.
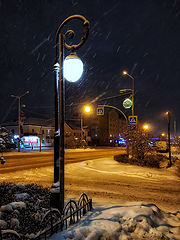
[121, 125, 154, 161]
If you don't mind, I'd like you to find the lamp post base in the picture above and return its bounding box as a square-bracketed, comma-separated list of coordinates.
[50, 192, 60, 210]
[50, 182, 61, 211]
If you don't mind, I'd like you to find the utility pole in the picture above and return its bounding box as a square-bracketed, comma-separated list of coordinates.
[167, 111, 172, 167]
[18, 97, 21, 152]
[122, 71, 135, 158]
[81, 115, 83, 147]
[122, 71, 135, 116]
[11, 91, 29, 152]
[39, 126, 42, 152]
[174, 120, 177, 139]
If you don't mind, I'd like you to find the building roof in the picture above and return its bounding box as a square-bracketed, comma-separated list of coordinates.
[0, 118, 54, 127]
[0, 118, 83, 131]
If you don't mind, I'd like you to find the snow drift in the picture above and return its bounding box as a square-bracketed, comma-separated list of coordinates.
[50, 202, 180, 240]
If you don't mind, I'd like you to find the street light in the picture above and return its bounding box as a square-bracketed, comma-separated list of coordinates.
[64, 52, 84, 82]
[122, 71, 135, 116]
[165, 111, 172, 167]
[81, 105, 92, 146]
[11, 90, 29, 152]
[84, 106, 91, 113]
[142, 124, 150, 140]
[52, 15, 89, 213]
[143, 124, 149, 131]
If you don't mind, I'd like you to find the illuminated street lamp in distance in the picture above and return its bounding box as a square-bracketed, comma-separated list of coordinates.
[123, 70, 128, 75]
[81, 105, 92, 146]
[143, 124, 149, 131]
[84, 105, 91, 113]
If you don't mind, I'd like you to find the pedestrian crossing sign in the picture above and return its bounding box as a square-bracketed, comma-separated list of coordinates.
[97, 107, 104, 115]
[128, 116, 138, 124]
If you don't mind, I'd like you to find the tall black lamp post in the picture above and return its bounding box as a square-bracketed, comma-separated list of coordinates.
[52, 15, 89, 213]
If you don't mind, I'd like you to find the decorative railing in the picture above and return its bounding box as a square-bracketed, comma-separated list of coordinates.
[0, 193, 92, 240]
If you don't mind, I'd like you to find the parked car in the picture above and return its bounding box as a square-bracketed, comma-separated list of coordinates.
[156, 141, 168, 153]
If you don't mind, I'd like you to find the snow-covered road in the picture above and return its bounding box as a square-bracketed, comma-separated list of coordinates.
[1, 149, 180, 212]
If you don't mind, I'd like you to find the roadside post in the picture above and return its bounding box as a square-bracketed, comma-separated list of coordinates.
[128, 116, 138, 158]
[128, 116, 138, 129]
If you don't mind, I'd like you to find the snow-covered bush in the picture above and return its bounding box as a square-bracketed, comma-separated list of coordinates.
[122, 126, 153, 160]
[0, 127, 16, 152]
[117, 125, 165, 168]
[0, 182, 50, 235]
[114, 153, 166, 168]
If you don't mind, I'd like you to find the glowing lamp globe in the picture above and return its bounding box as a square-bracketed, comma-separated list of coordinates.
[64, 52, 83, 82]
[123, 98, 132, 109]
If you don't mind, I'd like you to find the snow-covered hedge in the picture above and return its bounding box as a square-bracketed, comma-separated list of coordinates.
[0, 182, 50, 237]
[114, 154, 167, 168]
[0, 127, 16, 152]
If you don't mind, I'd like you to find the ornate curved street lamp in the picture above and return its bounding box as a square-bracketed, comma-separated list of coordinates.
[52, 15, 89, 212]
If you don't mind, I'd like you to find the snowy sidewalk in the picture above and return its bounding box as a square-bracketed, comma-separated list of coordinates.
[1, 147, 99, 157]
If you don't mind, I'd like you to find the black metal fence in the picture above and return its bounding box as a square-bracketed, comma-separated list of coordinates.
[0, 193, 92, 240]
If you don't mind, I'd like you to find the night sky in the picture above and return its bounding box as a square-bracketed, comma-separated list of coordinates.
[0, 0, 180, 135]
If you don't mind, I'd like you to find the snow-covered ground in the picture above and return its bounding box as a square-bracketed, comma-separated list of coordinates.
[1, 148, 180, 239]
[50, 202, 180, 240]
[1, 151, 180, 212]
[1, 183, 180, 239]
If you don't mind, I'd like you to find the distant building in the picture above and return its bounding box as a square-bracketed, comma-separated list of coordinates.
[85, 109, 126, 146]
[1, 118, 87, 149]
[1, 118, 54, 148]
[1, 110, 126, 148]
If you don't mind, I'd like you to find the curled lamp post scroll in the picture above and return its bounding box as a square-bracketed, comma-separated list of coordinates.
[52, 15, 89, 213]
[55, 15, 90, 61]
